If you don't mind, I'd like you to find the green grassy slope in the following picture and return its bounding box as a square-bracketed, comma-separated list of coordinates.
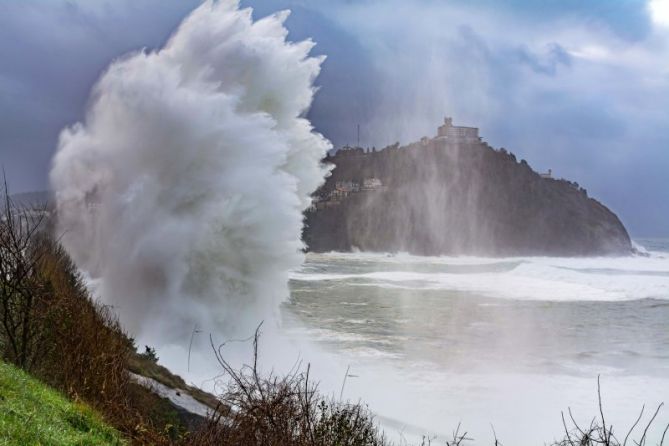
[0, 361, 125, 446]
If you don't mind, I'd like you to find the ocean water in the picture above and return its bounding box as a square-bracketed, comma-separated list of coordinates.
[282, 239, 669, 445]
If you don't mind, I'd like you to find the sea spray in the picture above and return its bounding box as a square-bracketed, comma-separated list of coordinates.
[50, 0, 331, 357]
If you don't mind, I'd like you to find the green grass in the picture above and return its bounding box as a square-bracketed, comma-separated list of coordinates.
[0, 361, 126, 446]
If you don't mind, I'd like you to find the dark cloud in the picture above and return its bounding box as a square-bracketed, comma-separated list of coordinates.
[1, 0, 667, 236]
[0, 0, 200, 192]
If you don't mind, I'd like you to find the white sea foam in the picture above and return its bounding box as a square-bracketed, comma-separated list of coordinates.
[286, 246, 669, 445]
[292, 252, 669, 301]
[50, 1, 331, 352]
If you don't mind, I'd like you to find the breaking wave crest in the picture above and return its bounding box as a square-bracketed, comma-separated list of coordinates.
[293, 248, 669, 302]
[50, 0, 331, 342]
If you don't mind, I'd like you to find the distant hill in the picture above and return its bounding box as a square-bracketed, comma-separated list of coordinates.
[303, 121, 632, 256]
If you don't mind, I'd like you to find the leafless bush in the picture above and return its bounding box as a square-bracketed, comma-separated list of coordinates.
[188, 323, 386, 446]
[553, 377, 669, 446]
[410, 423, 474, 446]
[0, 180, 52, 369]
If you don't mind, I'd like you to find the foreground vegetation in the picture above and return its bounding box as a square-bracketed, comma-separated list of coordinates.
[0, 360, 124, 445]
[190, 324, 385, 445]
[0, 184, 666, 445]
[0, 186, 190, 444]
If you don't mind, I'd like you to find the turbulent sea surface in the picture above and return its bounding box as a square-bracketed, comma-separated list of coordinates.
[283, 239, 669, 445]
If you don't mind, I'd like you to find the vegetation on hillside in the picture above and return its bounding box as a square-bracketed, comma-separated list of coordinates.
[0, 184, 190, 444]
[0, 360, 124, 445]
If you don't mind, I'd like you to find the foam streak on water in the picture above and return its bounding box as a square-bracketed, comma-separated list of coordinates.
[283, 240, 669, 445]
[292, 251, 669, 302]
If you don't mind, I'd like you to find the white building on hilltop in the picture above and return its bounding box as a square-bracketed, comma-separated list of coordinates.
[436, 117, 480, 143]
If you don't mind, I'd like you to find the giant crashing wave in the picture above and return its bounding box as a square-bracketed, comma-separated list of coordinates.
[50, 0, 332, 342]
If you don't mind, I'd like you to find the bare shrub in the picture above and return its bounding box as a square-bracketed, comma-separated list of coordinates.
[188, 323, 386, 446]
[0, 181, 51, 369]
[28, 231, 184, 444]
[553, 377, 669, 446]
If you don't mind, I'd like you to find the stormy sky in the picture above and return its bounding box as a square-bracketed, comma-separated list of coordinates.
[1, 0, 668, 236]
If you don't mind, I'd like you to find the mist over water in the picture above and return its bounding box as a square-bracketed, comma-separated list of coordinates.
[50, 0, 331, 350]
[284, 240, 669, 445]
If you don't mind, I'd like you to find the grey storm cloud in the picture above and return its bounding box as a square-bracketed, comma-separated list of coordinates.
[515, 43, 572, 75]
[0, 0, 668, 236]
[0, 0, 200, 192]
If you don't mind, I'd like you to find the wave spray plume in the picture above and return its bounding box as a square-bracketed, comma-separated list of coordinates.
[50, 0, 331, 353]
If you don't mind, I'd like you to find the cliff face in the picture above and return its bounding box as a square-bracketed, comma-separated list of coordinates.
[303, 139, 632, 256]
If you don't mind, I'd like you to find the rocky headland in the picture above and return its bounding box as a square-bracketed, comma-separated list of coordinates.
[303, 118, 632, 256]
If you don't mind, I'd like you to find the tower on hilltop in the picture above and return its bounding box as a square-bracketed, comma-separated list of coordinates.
[437, 117, 480, 143]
